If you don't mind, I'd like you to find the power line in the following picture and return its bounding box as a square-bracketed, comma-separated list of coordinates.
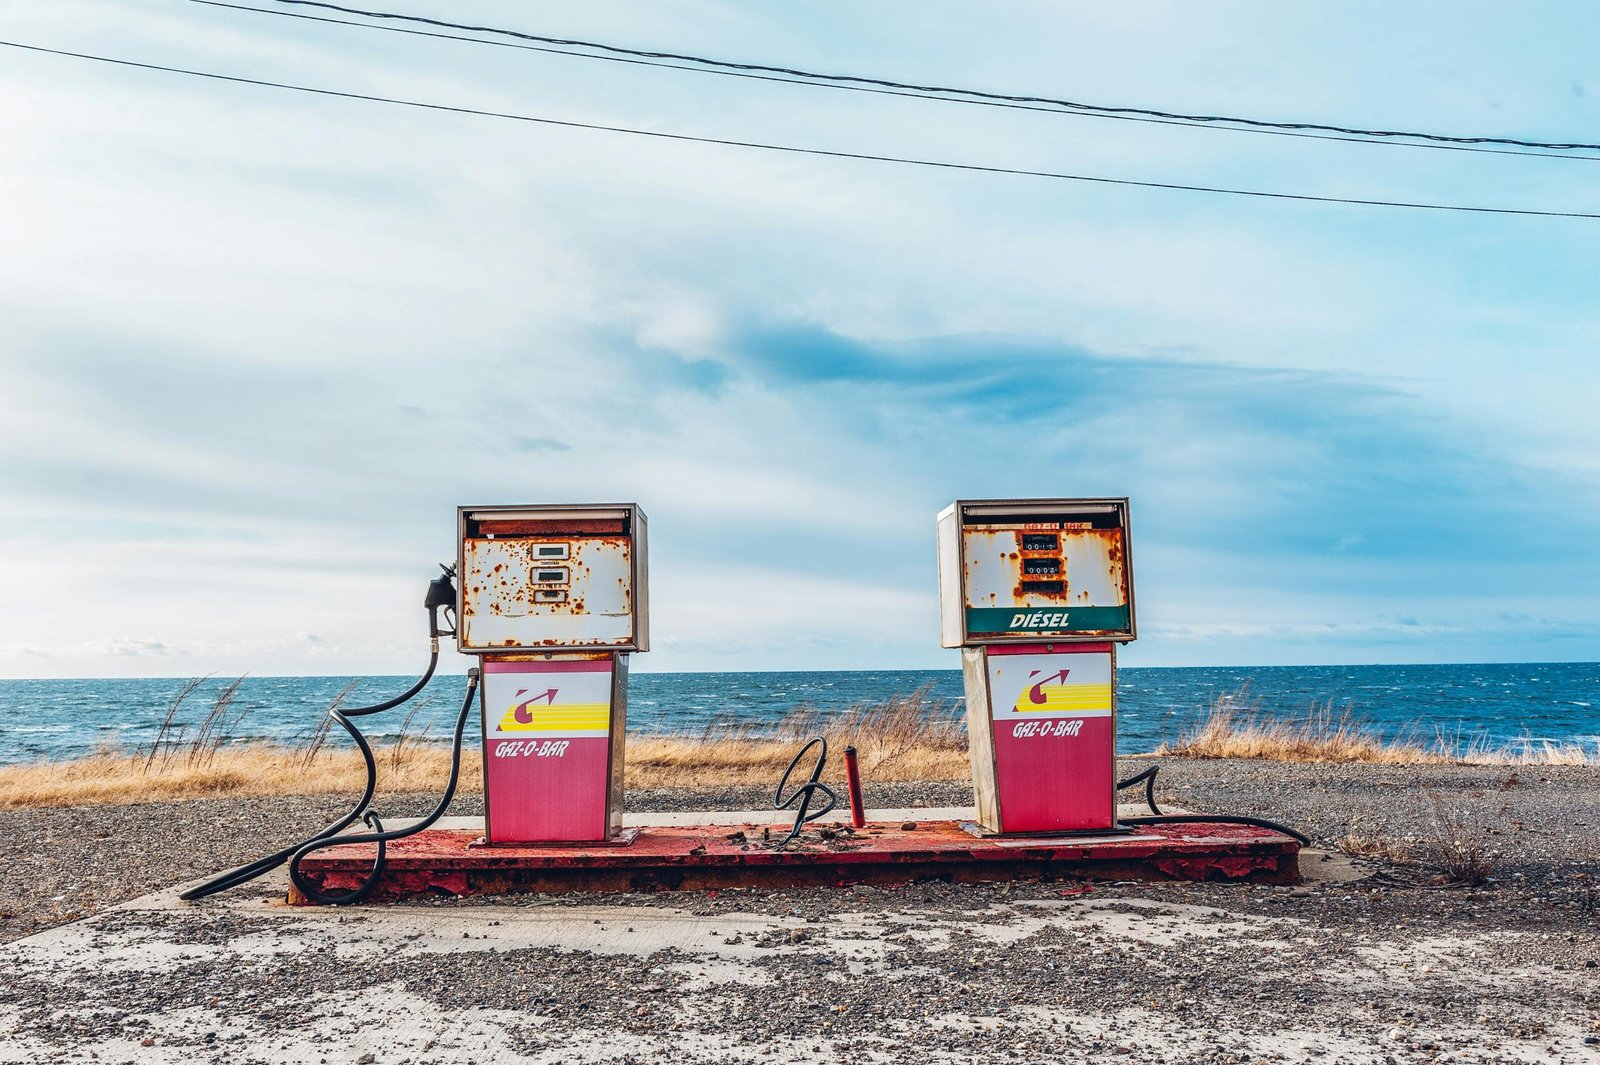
[189, 0, 1600, 164]
[5, 39, 1598, 221]
[247, 0, 1600, 154]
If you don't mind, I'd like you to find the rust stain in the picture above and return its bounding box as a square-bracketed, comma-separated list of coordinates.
[459, 534, 634, 648]
[289, 820, 1298, 902]
[476, 518, 625, 535]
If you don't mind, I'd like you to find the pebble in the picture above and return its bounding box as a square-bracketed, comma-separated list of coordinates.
[0, 764, 1595, 1062]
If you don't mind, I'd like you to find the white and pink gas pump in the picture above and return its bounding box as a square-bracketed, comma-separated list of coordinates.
[456, 504, 648, 844]
[937, 499, 1136, 836]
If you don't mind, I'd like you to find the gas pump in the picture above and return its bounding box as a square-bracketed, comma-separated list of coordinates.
[179, 502, 646, 903]
[178, 496, 1312, 906]
[456, 504, 647, 844]
[937, 498, 1136, 836]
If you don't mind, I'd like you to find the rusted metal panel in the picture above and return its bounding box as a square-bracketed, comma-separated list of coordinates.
[476, 518, 626, 535]
[457, 504, 647, 652]
[461, 535, 632, 648]
[938, 498, 1135, 646]
[287, 819, 1300, 902]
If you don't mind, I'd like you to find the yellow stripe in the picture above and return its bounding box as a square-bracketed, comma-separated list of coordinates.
[1012, 683, 1112, 713]
[497, 702, 611, 732]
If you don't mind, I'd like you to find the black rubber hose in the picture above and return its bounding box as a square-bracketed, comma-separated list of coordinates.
[341, 644, 439, 717]
[773, 736, 837, 845]
[1115, 765, 1163, 815]
[287, 670, 480, 905]
[177, 647, 439, 902]
[1120, 813, 1313, 847]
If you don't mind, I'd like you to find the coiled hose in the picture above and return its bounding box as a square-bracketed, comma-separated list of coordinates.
[772, 736, 837, 846]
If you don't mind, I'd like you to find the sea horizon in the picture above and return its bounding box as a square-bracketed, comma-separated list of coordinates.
[5, 655, 1599, 683]
[3, 660, 1594, 766]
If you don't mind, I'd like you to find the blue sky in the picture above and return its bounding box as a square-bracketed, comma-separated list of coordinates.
[1, 1, 1598, 677]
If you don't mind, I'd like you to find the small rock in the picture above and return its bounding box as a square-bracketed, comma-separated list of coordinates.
[901, 822, 918, 832]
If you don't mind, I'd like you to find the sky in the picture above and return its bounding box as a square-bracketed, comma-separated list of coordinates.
[1, 0, 1598, 678]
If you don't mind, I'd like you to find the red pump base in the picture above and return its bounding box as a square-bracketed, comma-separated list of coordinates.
[286, 818, 1299, 904]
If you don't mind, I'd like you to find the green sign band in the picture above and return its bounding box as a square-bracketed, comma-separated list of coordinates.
[966, 605, 1131, 635]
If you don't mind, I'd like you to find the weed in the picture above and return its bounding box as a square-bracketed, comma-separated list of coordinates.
[298, 680, 357, 769]
[1415, 791, 1501, 887]
[186, 676, 247, 771]
[387, 697, 435, 774]
[140, 676, 205, 772]
[1338, 829, 1413, 864]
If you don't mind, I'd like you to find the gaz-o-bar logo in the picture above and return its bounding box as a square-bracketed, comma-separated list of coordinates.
[1011, 668, 1113, 715]
[496, 686, 609, 733]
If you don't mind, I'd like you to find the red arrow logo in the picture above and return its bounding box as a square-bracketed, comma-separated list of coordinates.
[1026, 669, 1071, 704]
[512, 688, 559, 724]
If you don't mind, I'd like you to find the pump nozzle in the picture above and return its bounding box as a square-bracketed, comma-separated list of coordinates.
[426, 564, 458, 639]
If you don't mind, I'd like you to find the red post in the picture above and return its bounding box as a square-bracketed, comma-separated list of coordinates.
[843, 745, 866, 828]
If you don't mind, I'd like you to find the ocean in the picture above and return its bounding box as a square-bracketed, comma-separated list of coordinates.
[0, 662, 1594, 766]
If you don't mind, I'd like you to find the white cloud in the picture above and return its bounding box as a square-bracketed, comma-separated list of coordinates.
[1, 0, 1597, 677]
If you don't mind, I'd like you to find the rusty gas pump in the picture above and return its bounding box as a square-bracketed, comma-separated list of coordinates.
[456, 504, 647, 844]
[937, 499, 1136, 835]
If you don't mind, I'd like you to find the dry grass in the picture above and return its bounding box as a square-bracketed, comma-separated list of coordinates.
[1414, 791, 1501, 886]
[0, 744, 468, 809]
[1337, 794, 1503, 886]
[1156, 690, 1597, 766]
[1337, 829, 1414, 864]
[4, 678, 1591, 810]
[0, 685, 970, 809]
[627, 685, 969, 789]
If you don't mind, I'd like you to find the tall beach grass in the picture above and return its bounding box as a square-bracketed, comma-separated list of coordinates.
[1155, 689, 1596, 766]
[0, 680, 1591, 809]
[0, 683, 969, 809]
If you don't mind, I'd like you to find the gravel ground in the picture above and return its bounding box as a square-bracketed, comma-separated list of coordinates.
[1, 758, 1597, 1063]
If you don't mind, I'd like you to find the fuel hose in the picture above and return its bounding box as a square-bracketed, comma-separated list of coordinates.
[1114, 764, 1312, 845]
[287, 669, 480, 905]
[179, 568, 458, 902]
[176, 652, 440, 901]
[1119, 813, 1313, 846]
[772, 736, 837, 846]
[1115, 765, 1162, 815]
